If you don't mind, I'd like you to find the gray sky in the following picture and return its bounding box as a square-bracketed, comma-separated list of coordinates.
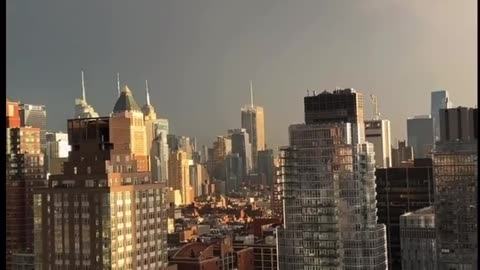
[7, 0, 477, 149]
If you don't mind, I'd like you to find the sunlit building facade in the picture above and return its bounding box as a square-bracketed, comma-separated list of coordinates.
[34, 86, 168, 269]
[241, 105, 265, 172]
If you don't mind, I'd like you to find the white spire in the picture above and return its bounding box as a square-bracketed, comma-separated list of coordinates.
[117, 72, 120, 97]
[145, 80, 151, 106]
[81, 70, 86, 101]
[250, 80, 254, 107]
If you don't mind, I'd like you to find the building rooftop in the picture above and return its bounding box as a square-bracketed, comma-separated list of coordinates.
[113, 85, 140, 113]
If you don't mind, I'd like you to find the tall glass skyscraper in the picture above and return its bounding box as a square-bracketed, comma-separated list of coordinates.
[277, 89, 388, 270]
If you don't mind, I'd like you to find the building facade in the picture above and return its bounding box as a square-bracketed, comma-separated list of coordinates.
[45, 132, 71, 175]
[6, 126, 46, 270]
[241, 105, 265, 173]
[375, 161, 434, 270]
[19, 103, 47, 151]
[33, 86, 168, 269]
[277, 89, 387, 270]
[407, 115, 434, 159]
[257, 149, 274, 189]
[168, 150, 194, 205]
[439, 107, 477, 142]
[151, 118, 169, 182]
[224, 153, 243, 193]
[400, 206, 436, 270]
[431, 90, 453, 142]
[434, 107, 477, 270]
[365, 119, 392, 168]
[391, 140, 414, 167]
[228, 128, 252, 177]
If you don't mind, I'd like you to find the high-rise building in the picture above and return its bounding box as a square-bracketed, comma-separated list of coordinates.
[400, 206, 437, 270]
[224, 153, 243, 193]
[229, 128, 252, 177]
[189, 163, 209, 198]
[200, 145, 209, 164]
[167, 135, 196, 159]
[375, 160, 434, 270]
[19, 103, 47, 151]
[74, 71, 99, 119]
[439, 106, 477, 142]
[33, 86, 169, 269]
[168, 150, 194, 205]
[304, 88, 365, 144]
[277, 89, 387, 270]
[257, 149, 274, 189]
[45, 132, 70, 175]
[212, 136, 232, 180]
[6, 125, 46, 269]
[241, 85, 265, 173]
[434, 107, 477, 270]
[141, 80, 157, 172]
[431, 90, 453, 142]
[151, 118, 169, 182]
[365, 119, 392, 168]
[407, 115, 434, 158]
[391, 140, 414, 167]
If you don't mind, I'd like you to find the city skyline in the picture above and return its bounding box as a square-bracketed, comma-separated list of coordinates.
[7, 1, 477, 149]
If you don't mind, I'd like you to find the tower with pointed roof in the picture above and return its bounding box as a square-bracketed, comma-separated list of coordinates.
[110, 85, 149, 171]
[75, 71, 99, 119]
[141, 80, 159, 176]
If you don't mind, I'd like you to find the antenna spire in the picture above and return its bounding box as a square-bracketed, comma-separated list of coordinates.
[81, 70, 86, 101]
[250, 80, 254, 107]
[117, 73, 120, 97]
[145, 80, 151, 106]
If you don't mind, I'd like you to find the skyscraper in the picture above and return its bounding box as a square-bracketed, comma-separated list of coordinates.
[304, 88, 366, 144]
[400, 206, 437, 270]
[391, 140, 414, 167]
[439, 106, 477, 142]
[33, 86, 169, 269]
[19, 103, 47, 151]
[431, 90, 453, 142]
[257, 149, 274, 188]
[228, 128, 252, 177]
[375, 160, 434, 270]
[74, 71, 99, 119]
[277, 89, 387, 270]
[212, 135, 232, 180]
[189, 163, 209, 198]
[224, 153, 243, 193]
[168, 150, 194, 205]
[365, 119, 392, 168]
[151, 118, 169, 182]
[6, 123, 46, 269]
[241, 81, 265, 172]
[434, 107, 477, 270]
[407, 115, 434, 158]
[141, 80, 158, 173]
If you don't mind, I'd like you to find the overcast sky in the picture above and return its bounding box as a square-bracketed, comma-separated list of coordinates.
[7, 0, 477, 149]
